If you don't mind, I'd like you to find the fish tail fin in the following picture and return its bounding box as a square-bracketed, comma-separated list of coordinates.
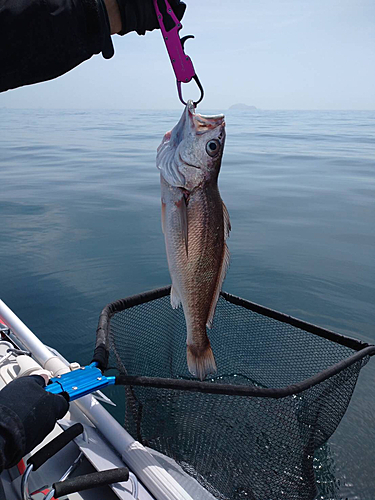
[186, 342, 217, 381]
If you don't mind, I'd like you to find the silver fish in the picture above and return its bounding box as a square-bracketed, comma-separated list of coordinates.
[157, 101, 230, 380]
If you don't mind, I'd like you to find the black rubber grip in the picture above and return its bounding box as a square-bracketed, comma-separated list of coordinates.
[27, 423, 83, 471]
[91, 343, 109, 372]
[53, 467, 129, 497]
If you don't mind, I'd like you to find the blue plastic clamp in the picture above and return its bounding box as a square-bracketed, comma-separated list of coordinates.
[45, 363, 115, 401]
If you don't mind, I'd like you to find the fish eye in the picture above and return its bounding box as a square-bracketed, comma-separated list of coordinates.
[206, 139, 221, 157]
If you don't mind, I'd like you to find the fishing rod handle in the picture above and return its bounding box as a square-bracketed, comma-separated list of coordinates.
[52, 467, 130, 497]
[27, 423, 83, 471]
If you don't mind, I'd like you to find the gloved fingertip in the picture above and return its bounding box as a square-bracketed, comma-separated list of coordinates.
[60, 391, 70, 404]
[29, 375, 47, 387]
[55, 393, 70, 419]
[172, 0, 186, 21]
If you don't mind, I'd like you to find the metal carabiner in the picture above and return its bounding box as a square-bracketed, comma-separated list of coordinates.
[177, 74, 204, 107]
[153, 0, 204, 107]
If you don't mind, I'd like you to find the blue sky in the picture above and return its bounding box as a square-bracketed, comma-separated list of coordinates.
[1, 0, 375, 109]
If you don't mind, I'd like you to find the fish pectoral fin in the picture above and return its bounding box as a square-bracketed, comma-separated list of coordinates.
[161, 200, 166, 234]
[170, 285, 182, 309]
[175, 194, 188, 256]
[206, 242, 230, 329]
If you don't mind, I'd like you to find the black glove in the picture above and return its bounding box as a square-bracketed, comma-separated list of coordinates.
[116, 0, 186, 36]
[0, 376, 69, 469]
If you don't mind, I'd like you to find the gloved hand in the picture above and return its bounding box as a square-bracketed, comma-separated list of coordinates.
[116, 0, 186, 36]
[0, 375, 69, 469]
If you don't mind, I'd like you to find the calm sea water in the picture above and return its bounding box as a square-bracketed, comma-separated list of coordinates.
[1, 108, 374, 499]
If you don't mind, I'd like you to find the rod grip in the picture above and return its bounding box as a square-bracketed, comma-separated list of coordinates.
[53, 468, 129, 497]
[27, 423, 83, 471]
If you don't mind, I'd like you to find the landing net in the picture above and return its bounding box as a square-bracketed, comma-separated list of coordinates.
[94, 286, 375, 500]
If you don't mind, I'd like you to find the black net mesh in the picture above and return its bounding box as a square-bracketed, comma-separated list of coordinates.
[100, 289, 372, 500]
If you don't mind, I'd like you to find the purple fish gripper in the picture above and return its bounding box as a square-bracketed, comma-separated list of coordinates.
[153, 0, 204, 106]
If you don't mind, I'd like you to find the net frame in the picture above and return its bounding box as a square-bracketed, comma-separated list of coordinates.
[92, 287, 375, 500]
[93, 285, 375, 397]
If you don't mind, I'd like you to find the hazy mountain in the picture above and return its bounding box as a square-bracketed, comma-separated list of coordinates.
[229, 103, 257, 110]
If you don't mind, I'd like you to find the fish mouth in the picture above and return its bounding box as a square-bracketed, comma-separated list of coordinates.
[186, 100, 225, 134]
[186, 100, 195, 115]
[159, 101, 225, 152]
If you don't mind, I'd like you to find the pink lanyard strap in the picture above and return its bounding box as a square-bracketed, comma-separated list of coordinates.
[153, 0, 204, 106]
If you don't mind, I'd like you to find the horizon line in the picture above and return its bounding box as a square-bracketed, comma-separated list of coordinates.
[1, 107, 374, 112]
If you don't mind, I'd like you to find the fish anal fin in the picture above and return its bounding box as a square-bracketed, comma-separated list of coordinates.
[187, 342, 217, 381]
[170, 285, 182, 309]
[206, 242, 230, 329]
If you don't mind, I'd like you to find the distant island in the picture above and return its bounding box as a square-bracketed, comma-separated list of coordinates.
[229, 103, 257, 111]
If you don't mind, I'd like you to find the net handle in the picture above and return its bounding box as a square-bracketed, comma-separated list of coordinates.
[114, 344, 375, 398]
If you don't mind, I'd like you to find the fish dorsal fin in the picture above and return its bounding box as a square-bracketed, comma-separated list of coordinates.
[206, 202, 231, 328]
[223, 202, 231, 239]
[206, 243, 230, 328]
[170, 285, 182, 309]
